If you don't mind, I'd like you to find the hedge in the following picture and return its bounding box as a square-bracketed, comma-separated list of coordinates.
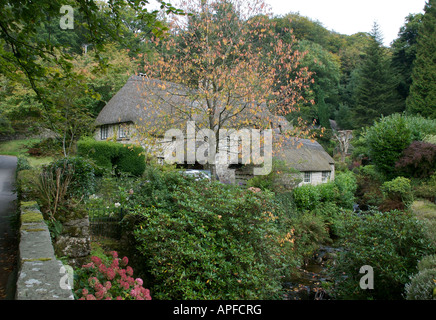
[77, 138, 146, 176]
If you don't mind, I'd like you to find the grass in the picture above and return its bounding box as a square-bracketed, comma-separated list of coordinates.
[0, 138, 53, 167]
[411, 200, 436, 246]
[0, 139, 40, 156]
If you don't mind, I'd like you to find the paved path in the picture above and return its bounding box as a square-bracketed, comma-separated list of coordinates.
[0, 155, 18, 299]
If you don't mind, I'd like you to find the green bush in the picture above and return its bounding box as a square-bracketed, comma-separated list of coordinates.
[45, 156, 96, 198]
[403, 115, 436, 141]
[77, 138, 145, 176]
[405, 255, 436, 300]
[333, 171, 357, 209]
[16, 156, 31, 172]
[381, 176, 414, 207]
[331, 210, 435, 300]
[365, 114, 412, 178]
[292, 184, 321, 210]
[317, 181, 339, 203]
[289, 211, 330, 261]
[405, 268, 436, 300]
[417, 254, 436, 272]
[121, 168, 295, 300]
[355, 165, 384, 209]
[414, 173, 436, 202]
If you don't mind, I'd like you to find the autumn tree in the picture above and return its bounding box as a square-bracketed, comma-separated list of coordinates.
[0, 0, 183, 141]
[138, 0, 313, 177]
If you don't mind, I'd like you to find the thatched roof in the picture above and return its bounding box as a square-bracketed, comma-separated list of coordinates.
[274, 137, 334, 172]
[97, 75, 334, 172]
[96, 75, 195, 132]
[96, 75, 291, 134]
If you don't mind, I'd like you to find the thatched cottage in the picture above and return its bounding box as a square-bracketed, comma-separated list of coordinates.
[95, 74, 335, 186]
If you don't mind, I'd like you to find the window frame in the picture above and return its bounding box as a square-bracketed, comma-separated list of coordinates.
[100, 125, 109, 140]
[322, 171, 331, 182]
[118, 124, 129, 139]
[303, 171, 311, 183]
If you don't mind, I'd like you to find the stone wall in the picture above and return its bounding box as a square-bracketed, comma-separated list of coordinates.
[15, 201, 74, 300]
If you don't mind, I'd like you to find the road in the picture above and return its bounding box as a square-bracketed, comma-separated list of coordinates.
[0, 155, 18, 299]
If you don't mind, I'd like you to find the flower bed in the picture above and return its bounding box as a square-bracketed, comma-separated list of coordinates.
[74, 251, 151, 300]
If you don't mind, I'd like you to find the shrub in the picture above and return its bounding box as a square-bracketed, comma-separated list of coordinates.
[403, 115, 436, 141]
[365, 114, 412, 178]
[77, 138, 146, 176]
[381, 176, 414, 207]
[317, 181, 339, 203]
[417, 254, 436, 272]
[404, 268, 436, 300]
[290, 211, 330, 261]
[16, 156, 31, 172]
[424, 134, 436, 145]
[331, 210, 435, 300]
[414, 173, 436, 202]
[355, 165, 384, 210]
[333, 171, 357, 209]
[74, 251, 151, 300]
[395, 141, 436, 178]
[292, 184, 321, 210]
[45, 156, 96, 199]
[122, 169, 295, 299]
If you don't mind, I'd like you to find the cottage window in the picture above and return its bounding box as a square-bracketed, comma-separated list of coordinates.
[119, 124, 129, 139]
[100, 125, 109, 140]
[304, 172, 311, 183]
[322, 171, 331, 182]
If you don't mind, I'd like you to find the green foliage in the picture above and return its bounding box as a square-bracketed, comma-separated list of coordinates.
[292, 172, 356, 211]
[424, 134, 436, 145]
[45, 157, 96, 199]
[16, 156, 31, 172]
[406, 0, 436, 119]
[122, 168, 294, 299]
[391, 13, 423, 103]
[414, 174, 436, 202]
[355, 165, 384, 209]
[333, 171, 357, 209]
[77, 138, 146, 177]
[289, 211, 330, 261]
[381, 177, 414, 207]
[331, 210, 435, 300]
[246, 159, 301, 193]
[351, 23, 403, 127]
[405, 268, 436, 300]
[292, 184, 321, 210]
[402, 115, 436, 141]
[417, 254, 436, 272]
[405, 254, 436, 300]
[365, 114, 412, 178]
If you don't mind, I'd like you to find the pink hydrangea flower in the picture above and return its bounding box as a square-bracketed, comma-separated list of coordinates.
[135, 278, 143, 286]
[126, 266, 134, 277]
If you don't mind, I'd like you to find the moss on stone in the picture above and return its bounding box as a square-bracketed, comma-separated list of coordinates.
[21, 226, 46, 232]
[21, 209, 43, 223]
[21, 201, 38, 209]
[22, 257, 52, 262]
